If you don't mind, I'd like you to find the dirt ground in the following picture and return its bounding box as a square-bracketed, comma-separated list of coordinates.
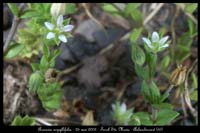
[3, 3, 198, 125]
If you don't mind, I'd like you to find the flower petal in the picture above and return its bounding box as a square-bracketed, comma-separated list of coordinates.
[57, 15, 63, 26]
[152, 32, 159, 42]
[44, 22, 54, 30]
[142, 37, 153, 48]
[121, 103, 127, 113]
[46, 32, 55, 39]
[58, 34, 67, 43]
[159, 36, 169, 46]
[161, 43, 169, 48]
[62, 25, 74, 32]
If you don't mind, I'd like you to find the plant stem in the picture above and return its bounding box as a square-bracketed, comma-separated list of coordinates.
[143, 3, 164, 25]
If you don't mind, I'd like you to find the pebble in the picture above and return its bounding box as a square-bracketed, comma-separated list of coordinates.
[74, 19, 102, 42]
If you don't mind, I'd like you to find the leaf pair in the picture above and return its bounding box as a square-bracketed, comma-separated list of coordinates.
[129, 103, 179, 126]
[141, 80, 160, 104]
[37, 83, 63, 111]
[11, 115, 35, 126]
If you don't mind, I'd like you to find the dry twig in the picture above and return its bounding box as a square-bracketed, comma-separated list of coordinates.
[184, 59, 198, 118]
[143, 3, 164, 25]
[4, 4, 25, 54]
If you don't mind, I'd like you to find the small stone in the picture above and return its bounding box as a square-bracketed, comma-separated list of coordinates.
[74, 19, 102, 42]
[93, 27, 127, 49]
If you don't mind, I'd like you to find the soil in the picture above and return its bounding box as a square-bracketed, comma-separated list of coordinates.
[3, 3, 198, 125]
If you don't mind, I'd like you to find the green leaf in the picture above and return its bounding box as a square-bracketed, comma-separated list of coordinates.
[149, 81, 160, 104]
[8, 3, 19, 17]
[63, 18, 71, 25]
[141, 80, 151, 102]
[175, 45, 190, 63]
[129, 115, 141, 125]
[43, 3, 51, 12]
[130, 28, 143, 43]
[31, 63, 40, 72]
[20, 10, 40, 18]
[130, 9, 143, 22]
[124, 3, 141, 16]
[37, 83, 63, 111]
[184, 3, 198, 14]
[11, 115, 35, 126]
[141, 80, 161, 104]
[51, 49, 61, 59]
[131, 45, 145, 66]
[102, 3, 119, 13]
[178, 32, 193, 47]
[40, 55, 49, 71]
[43, 43, 50, 60]
[11, 115, 21, 125]
[49, 49, 61, 67]
[132, 112, 153, 125]
[22, 115, 36, 126]
[187, 18, 194, 36]
[190, 90, 197, 101]
[65, 3, 77, 15]
[153, 103, 173, 110]
[134, 64, 149, 80]
[160, 92, 169, 103]
[160, 55, 170, 71]
[5, 43, 25, 58]
[29, 71, 44, 93]
[191, 72, 198, 88]
[156, 109, 179, 125]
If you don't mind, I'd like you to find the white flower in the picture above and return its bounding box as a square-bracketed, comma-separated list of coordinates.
[44, 15, 74, 43]
[112, 102, 133, 125]
[142, 31, 169, 53]
[112, 102, 127, 114]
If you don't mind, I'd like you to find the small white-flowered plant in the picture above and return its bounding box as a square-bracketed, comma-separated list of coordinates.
[112, 102, 127, 114]
[112, 102, 133, 125]
[44, 15, 74, 44]
[142, 31, 169, 53]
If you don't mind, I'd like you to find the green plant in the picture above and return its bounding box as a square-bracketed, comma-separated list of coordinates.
[5, 3, 76, 112]
[11, 115, 36, 126]
[4, 3, 77, 59]
[112, 31, 180, 126]
[27, 10, 74, 111]
[112, 102, 134, 125]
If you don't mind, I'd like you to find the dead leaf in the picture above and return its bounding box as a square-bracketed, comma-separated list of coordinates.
[81, 111, 96, 125]
[53, 100, 71, 119]
[53, 109, 70, 119]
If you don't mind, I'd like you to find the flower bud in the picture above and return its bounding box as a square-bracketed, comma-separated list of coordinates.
[169, 65, 187, 86]
[51, 3, 66, 19]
